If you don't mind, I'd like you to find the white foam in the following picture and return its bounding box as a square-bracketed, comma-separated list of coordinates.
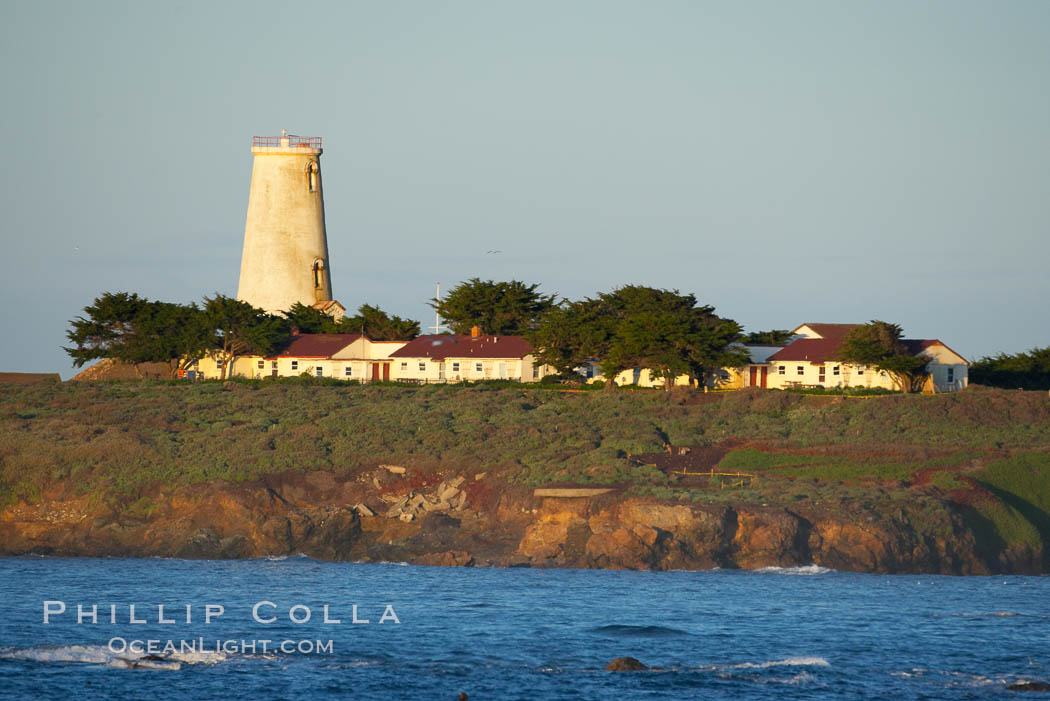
[1, 644, 113, 665]
[951, 611, 1018, 617]
[753, 565, 832, 575]
[167, 650, 228, 664]
[732, 656, 831, 669]
[108, 657, 182, 671]
[0, 644, 226, 668]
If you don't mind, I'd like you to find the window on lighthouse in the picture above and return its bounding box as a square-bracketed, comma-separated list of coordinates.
[308, 162, 318, 192]
[313, 260, 323, 289]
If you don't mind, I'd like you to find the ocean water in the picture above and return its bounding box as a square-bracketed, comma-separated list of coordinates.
[0, 557, 1047, 700]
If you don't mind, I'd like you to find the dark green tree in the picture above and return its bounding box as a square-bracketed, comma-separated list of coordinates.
[64, 292, 150, 368]
[596, 286, 747, 389]
[970, 347, 1050, 390]
[528, 301, 612, 376]
[836, 320, 929, 393]
[129, 301, 213, 378]
[337, 304, 420, 341]
[431, 278, 556, 336]
[530, 286, 746, 389]
[282, 302, 342, 334]
[743, 329, 794, 345]
[203, 294, 290, 379]
[65, 293, 212, 378]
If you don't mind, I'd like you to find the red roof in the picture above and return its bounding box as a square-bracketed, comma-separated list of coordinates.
[390, 334, 533, 360]
[904, 339, 970, 365]
[768, 338, 845, 363]
[273, 333, 362, 359]
[769, 330, 960, 365]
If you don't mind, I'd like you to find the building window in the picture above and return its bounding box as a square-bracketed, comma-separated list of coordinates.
[307, 162, 318, 192]
[312, 260, 323, 289]
[271, 361, 277, 368]
[345, 366, 352, 377]
[778, 365, 785, 375]
[401, 362, 408, 371]
[858, 367, 865, 376]
[452, 362, 460, 373]
[419, 362, 426, 372]
[476, 362, 483, 373]
[291, 360, 298, 371]
[818, 366, 826, 383]
[797, 365, 804, 376]
[533, 365, 539, 379]
[315, 366, 323, 377]
[257, 360, 264, 369]
[947, 367, 955, 383]
[833, 366, 840, 376]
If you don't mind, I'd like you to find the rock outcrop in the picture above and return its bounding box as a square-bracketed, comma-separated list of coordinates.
[0, 469, 1032, 574]
[605, 657, 649, 671]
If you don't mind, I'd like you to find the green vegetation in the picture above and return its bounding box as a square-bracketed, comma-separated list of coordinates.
[529, 285, 748, 388]
[430, 278, 557, 336]
[65, 292, 419, 380]
[717, 448, 984, 483]
[742, 329, 793, 345]
[971, 452, 1050, 549]
[971, 347, 1050, 390]
[203, 294, 290, 379]
[837, 320, 931, 393]
[283, 301, 419, 340]
[64, 292, 214, 378]
[1, 382, 1049, 552]
[781, 386, 898, 396]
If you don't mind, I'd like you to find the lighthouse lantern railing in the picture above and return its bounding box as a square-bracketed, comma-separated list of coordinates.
[252, 135, 322, 148]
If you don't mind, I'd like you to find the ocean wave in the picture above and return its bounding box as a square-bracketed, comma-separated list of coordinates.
[0, 644, 228, 670]
[731, 656, 831, 669]
[753, 565, 832, 576]
[590, 624, 689, 637]
[949, 611, 1019, 617]
[260, 553, 317, 562]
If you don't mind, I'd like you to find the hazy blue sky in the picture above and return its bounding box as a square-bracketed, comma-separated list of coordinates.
[2, 1, 1048, 378]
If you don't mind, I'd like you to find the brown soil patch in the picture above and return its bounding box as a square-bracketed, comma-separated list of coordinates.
[0, 373, 61, 384]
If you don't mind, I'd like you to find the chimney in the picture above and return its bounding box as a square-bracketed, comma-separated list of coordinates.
[291, 326, 300, 337]
[470, 325, 481, 338]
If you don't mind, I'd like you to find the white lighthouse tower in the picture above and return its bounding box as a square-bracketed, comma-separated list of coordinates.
[237, 130, 343, 319]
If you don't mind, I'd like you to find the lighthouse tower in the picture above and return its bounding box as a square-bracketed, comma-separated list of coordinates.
[237, 131, 341, 318]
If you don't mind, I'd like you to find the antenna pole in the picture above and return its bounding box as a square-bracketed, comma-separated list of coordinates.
[429, 282, 447, 334]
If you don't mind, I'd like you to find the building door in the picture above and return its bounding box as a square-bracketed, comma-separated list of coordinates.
[383, 363, 390, 381]
[498, 362, 507, 379]
[760, 366, 768, 388]
[371, 363, 380, 381]
[748, 366, 757, 387]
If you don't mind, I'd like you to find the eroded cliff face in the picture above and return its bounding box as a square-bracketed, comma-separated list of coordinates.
[515, 498, 1003, 574]
[0, 469, 1040, 575]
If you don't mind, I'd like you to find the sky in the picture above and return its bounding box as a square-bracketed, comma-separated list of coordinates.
[1, 0, 1048, 378]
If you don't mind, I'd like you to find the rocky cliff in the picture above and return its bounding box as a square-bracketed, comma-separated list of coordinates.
[1, 466, 1040, 574]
